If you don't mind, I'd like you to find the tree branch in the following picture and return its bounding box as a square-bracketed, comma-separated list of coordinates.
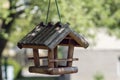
[14, 10, 25, 18]
[1, 19, 6, 29]
[5, 9, 25, 33]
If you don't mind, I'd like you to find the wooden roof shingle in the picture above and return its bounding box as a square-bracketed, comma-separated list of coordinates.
[18, 22, 89, 49]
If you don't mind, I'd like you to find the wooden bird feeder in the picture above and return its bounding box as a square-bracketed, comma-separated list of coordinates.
[17, 22, 89, 75]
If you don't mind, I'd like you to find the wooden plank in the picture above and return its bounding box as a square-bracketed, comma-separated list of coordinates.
[47, 24, 70, 49]
[48, 49, 54, 68]
[44, 27, 66, 46]
[51, 67, 78, 75]
[35, 26, 56, 44]
[49, 58, 78, 62]
[29, 66, 78, 75]
[54, 47, 58, 67]
[30, 27, 49, 44]
[39, 26, 57, 44]
[33, 49, 40, 67]
[22, 44, 48, 49]
[48, 29, 70, 49]
[29, 66, 50, 74]
[69, 32, 89, 48]
[19, 25, 42, 43]
[22, 26, 45, 44]
[28, 56, 48, 60]
[67, 40, 74, 67]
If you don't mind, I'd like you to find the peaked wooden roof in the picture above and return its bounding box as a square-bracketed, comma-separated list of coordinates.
[18, 22, 89, 49]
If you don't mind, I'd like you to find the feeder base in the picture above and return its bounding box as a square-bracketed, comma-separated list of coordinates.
[29, 66, 78, 75]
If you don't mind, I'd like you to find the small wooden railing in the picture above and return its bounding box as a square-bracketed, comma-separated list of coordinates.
[28, 57, 78, 62]
[49, 58, 78, 62]
[28, 56, 48, 60]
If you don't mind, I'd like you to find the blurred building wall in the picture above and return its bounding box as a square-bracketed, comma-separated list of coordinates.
[71, 49, 120, 80]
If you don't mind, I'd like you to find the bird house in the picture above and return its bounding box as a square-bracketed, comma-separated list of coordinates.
[17, 22, 89, 75]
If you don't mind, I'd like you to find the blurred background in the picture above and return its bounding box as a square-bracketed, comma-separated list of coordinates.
[0, 0, 120, 80]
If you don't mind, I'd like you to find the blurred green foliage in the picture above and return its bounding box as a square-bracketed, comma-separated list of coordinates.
[0, 0, 120, 45]
[94, 72, 104, 80]
[2, 58, 21, 79]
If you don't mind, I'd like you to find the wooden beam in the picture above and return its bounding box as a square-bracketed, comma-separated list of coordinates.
[51, 67, 78, 75]
[22, 44, 48, 49]
[69, 32, 89, 48]
[54, 47, 58, 67]
[49, 58, 78, 62]
[67, 40, 74, 67]
[48, 49, 54, 68]
[28, 56, 48, 60]
[29, 66, 78, 75]
[33, 49, 40, 67]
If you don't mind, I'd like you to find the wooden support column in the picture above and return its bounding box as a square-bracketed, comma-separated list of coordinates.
[67, 40, 74, 67]
[33, 49, 40, 67]
[48, 49, 54, 68]
[54, 46, 58, 67]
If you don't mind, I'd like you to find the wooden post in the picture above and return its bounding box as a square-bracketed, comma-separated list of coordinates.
[33, 49, 40, 67]
[54, 46, 58, 67]
[48, 49, 54, 68]
[67, 40, 74, 67]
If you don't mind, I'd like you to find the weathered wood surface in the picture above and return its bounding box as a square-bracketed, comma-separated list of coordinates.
[29, 66, 78, 75]
[22, 24, 45, 44]
[67, 41, 74, 67]
[33, 49, 40, 67]
[34, 26, 55, 44]
[18, 22, 89, 49]
[69, 31, 89, 48]
[28, 56, 48, 60]
[48, 27, 70, 49]
[20, 44, 48, 49]
[51, 67, 78, 75]
[45, 27, 69, 49]
[48, 49, 54, 68]
[49, 58, 78, 62]
[29, 66, 49, 74]
[54, 47, 58, 67]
